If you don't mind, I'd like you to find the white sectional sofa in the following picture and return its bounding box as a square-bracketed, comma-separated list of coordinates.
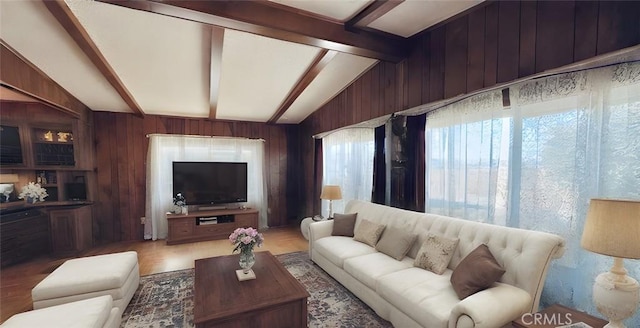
[309, 200, 566, 328]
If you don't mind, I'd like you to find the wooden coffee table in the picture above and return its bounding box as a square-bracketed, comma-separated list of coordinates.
[194, 251, 309, 328]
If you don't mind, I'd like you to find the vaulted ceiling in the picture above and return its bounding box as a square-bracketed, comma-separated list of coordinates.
[0, 0, 482, 124]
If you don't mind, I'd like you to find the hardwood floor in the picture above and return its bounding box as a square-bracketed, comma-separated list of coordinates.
[0, 224, 308, 323]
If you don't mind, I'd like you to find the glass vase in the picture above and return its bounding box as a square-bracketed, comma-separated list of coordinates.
[239, 248, 255, 273]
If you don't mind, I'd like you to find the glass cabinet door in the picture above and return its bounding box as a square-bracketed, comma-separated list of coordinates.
[32, 128, 75, 166]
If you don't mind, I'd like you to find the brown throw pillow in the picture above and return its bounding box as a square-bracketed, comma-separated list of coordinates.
[375, 226, 417, 260]
[331, 213, 357, 237]
[413, 233, 459, 274]
[353, 219, 386, 247]
[450, 244, 506, 299]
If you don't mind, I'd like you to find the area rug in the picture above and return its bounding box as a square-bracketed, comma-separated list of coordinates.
[120, 251, 392, 328]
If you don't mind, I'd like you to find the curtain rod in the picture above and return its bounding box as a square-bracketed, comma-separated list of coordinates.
[146, 133, 265, 142]
[312, 114, 392, 139]
[398, 54, 640, 117]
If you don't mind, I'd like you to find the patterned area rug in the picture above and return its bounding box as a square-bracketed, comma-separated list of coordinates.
[121, 251, 392, 328]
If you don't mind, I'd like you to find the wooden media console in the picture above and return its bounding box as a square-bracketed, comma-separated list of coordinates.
[166, 208, 259, 245]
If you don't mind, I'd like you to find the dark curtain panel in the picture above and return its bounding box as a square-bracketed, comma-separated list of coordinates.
[405, 114, 426, 212]
[285, 125, 301, 222]
[313, 138, 323, 215]
[372, 125, 386, 204]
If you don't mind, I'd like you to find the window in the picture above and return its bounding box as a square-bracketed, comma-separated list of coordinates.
[425, 91, 510, 224]
[322, 128, 375, 216]
[146, 135, 267, 240]
[424, 62, 640, 316]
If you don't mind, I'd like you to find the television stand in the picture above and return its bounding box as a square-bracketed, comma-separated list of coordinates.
[166, 208, 259, 245]
[197, 205, 227, 211]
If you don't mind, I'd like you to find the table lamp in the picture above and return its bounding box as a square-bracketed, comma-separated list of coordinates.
[581, 198, 640, 328]
[320, 185, 342, 218]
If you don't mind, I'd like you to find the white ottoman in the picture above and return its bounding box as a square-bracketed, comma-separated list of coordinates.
[1, 295, 120, 328]
[32, 251, 139, 317]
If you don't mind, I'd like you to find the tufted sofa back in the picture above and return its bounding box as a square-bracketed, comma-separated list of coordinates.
[345, 200, 565, 313]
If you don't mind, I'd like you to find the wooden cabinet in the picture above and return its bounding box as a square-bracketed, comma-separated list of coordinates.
[32, 170, 88, 202]
[0, 117, 92, 204]
[167, 208, 259, 245]
[32, 127, 75, 167]
[49, 205, 92, 256]
[0, 209, 50, 267]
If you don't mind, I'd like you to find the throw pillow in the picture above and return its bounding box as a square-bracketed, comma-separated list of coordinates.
[331, 213, 357, 237]
[413, 233, 459, 274]
[450, 244, 506, 299]
[375, 226, 417, 260]
[353, 219, 386, 247]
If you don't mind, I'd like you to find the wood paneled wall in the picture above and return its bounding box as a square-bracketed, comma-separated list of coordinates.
[92, 112, 295, 243]
[298, 0, 640, 216]
[1, 44, 91, 119]
[404, 0, 640, 110]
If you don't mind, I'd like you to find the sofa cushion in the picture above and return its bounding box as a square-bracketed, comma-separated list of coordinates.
[451, 244, 506, 299]
[331, 212, 358, 237]
[375, 226, 417, 260]
[314, 236, 377, 268]
[377, 267, 459, 328]
[353, 219, 386, 247]
[343, 252, 414, 290]
[414, 234, 459, 274]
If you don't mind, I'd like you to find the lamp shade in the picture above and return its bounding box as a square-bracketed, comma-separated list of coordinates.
[581, 198, 640, 259]
[320, 185, 342, 200]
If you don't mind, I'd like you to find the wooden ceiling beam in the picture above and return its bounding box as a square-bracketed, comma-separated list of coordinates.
[268, 49, 338, 124]
[43, 0, 145, 117]
[346, 0, 404, 29]
[96, 0, 408, 62]
[208, 27, 225, 120]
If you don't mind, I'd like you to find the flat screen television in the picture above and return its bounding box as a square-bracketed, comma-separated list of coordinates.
[172, 161, 248, 205]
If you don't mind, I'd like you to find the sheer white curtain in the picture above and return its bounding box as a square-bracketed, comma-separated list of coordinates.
[510, 65, 640, 315]
[145, 135, 267, 240]
[425, 91, 511, 225]
[322, 128, 375, 217]
[425, 61, 640, 323]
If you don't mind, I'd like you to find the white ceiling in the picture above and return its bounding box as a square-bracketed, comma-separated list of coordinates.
[0, 0, 483, 124]
[369, 0, 482, 37]
[271, 0, 373, 22]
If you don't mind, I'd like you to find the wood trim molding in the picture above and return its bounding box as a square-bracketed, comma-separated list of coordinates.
[96, 0, 408, 62]
[268, 49, 338, 124]
[208, 27, 225, 120]
[43, 0, 145, 117]
[0, 41, 86, 118]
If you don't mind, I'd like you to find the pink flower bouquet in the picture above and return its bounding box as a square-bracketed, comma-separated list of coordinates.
[229, 227, 264, 253]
